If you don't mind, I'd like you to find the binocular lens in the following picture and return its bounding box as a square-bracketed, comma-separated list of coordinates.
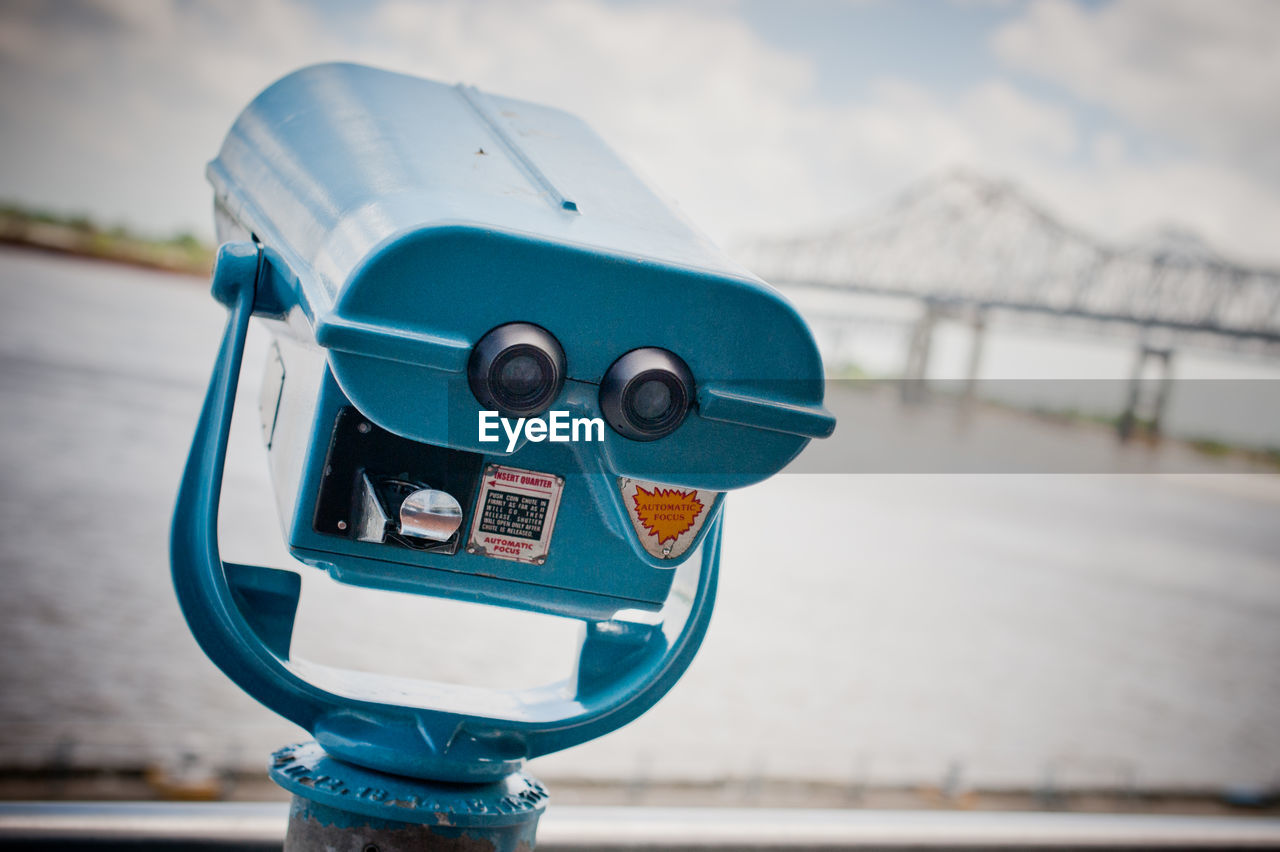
[469, 323, 565, 417]
[631, 379, 673, 422]
[497, 353, 546, 400]
[600, 348, 694, 441]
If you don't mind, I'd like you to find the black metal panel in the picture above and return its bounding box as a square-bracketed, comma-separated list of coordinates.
[312, 407, 484, 556]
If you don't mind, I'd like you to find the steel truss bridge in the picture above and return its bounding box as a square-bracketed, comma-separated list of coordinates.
[736, 173, 1280, 354]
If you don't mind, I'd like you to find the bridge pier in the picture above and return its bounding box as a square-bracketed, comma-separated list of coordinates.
[1118, 343, 1174, 442]
[960, 306, 988, 416]
[901, 300, 938, 402]
[901, 301, 987, 416]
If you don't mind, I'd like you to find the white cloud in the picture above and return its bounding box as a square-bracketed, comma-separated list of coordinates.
[348, 0, 827, 243]
[994, 0, 1280, 184]
[0, 0, 828, 242]
[1031, 158, 1280, 262]
[0, 0, 350, 234]
[0, 0, 1278, 265]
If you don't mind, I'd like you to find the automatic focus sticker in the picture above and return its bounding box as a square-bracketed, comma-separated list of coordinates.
[619, 477, 719, 560]
[467, 464, 565, 564]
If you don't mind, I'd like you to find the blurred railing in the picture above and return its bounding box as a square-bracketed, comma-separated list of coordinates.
[3, 802, 1280, 850]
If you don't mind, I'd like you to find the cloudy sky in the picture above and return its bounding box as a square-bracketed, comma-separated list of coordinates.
[1, 0, 1277, 263]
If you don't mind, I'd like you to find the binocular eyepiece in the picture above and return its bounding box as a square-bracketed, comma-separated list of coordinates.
[468, 322, 566, 418]
[600, 347, 695, 441]
[470, 322, 694, 442]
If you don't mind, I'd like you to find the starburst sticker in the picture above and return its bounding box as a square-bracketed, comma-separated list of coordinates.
[633, 486, 703, 543]
[619, 479, 718, 559]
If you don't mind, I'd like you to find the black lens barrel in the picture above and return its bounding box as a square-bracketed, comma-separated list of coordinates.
[470, 329, 693, 439]
[600, 348, 694, 441]
[468, 323, 565, 417]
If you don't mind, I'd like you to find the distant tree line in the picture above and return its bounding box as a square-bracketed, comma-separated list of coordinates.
[0, 200, 213, 276]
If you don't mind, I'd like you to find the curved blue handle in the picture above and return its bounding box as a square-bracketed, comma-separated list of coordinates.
[171, 243, 722, 782]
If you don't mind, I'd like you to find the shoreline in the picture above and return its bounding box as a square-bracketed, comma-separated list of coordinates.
[0, 210, 212, 278]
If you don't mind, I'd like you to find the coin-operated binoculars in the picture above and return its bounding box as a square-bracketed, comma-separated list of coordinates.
[172, 63, 833, 850]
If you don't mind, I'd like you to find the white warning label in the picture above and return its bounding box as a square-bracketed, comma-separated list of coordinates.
[467, 464, 564, 564]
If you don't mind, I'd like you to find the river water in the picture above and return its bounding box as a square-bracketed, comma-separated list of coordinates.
[1, 247, 1278, 794]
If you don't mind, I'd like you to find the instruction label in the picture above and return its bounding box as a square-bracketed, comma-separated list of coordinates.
[467, 464, 564, 564]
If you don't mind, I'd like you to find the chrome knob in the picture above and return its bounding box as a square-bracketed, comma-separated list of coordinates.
[399, 488, 463, 542]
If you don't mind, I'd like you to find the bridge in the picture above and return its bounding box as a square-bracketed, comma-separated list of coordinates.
[736, 172, 1280, 437]
[737, 171, 1280, 350]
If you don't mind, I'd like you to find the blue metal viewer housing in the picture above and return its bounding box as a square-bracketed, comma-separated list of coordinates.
[171, 63, 833, 787]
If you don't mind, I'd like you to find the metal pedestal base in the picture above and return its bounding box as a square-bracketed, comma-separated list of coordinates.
[270, 743, 547, 851]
